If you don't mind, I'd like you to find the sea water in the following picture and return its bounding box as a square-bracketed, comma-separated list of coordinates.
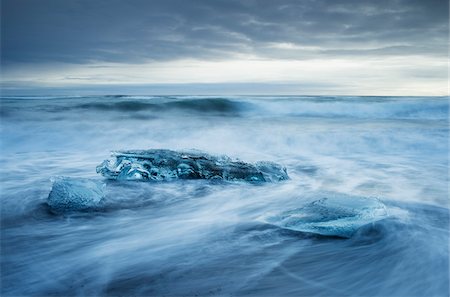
[0, 95, 448, 296]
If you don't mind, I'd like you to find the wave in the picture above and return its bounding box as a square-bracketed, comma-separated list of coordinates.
[258, 96, 448, 120]
[2, 193, 447, 296]
[1, 96, 447, 120]
[74, 97, 252, 115]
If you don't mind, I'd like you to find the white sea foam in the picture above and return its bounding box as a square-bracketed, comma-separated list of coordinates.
[0, 96, 448, 296]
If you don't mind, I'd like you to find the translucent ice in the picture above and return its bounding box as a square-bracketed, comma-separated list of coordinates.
[264, 194, 388, 238]
[47, 177, 105, 213]
[96, 149, 289, 182]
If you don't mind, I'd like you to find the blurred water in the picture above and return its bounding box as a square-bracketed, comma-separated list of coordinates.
[0, 95, 448, 296]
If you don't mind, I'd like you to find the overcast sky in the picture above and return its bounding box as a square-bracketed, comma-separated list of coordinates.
[1, 0, 448, 95]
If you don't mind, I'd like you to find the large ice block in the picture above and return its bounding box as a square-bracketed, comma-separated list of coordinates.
[96, 149, 289, 182]
[264, 194, 388, 238]
[47, 177, 105, 213]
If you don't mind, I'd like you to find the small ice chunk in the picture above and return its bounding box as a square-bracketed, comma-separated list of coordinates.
[47, 177, 105, 213]
[264, 194, 388, 238]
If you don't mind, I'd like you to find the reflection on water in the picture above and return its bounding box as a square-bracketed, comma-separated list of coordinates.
[1, 96, 449, 296]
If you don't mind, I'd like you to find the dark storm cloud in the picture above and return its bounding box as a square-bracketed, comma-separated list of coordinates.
[1, 0, 448, 64]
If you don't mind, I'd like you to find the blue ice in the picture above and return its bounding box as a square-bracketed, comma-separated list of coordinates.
[264, 194, 388, 238]
[47, 177, 105, 213]
[96, 149, 289, 182]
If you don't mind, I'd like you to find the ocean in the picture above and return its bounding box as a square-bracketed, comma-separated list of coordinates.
[0, 95, 448, 296]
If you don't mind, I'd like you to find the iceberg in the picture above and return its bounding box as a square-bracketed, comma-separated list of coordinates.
[96, 149, 289, 182]
[47, 177, 105, 213]
[264, 194, 388, 238]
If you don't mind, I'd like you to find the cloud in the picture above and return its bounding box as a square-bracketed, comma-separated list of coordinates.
[1, 0, 448, 64]
[1, 0, 447, 95]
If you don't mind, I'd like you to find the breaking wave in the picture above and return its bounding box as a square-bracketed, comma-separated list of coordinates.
[1, 96, 447, 120]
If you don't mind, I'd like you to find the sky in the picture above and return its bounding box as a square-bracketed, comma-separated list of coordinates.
[1, 0, 448, 95]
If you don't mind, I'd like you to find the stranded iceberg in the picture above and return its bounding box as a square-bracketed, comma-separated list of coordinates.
[96, 149, 289, 182]
[47, 177, 105, 213]
[47, 150, 388, 239]
[47, 150, 288, 212]
[263, 194, 388, 238]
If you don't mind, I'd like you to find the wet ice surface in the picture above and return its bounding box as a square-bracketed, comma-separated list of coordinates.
[1, 96, 448, 296]
[47, 177, 105, 213]
[97, 149, 289, 182]
[263, 194, 388, 238]
[46, 177, 387, 239]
